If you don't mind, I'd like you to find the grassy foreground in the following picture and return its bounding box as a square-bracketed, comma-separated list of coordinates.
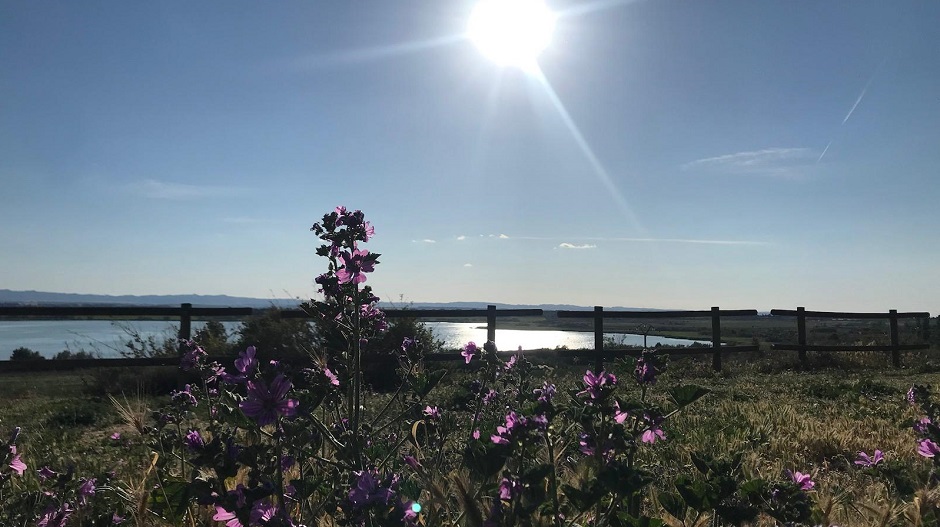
[3, 351, 940, 525]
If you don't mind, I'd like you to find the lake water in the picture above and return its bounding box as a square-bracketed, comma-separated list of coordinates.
[0, 320, 709, 360]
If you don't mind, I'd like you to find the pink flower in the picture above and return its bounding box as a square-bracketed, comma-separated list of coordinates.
[324, 367, 340, 386]
[855, 450, 884, 467]
[788, 470, 815, 491]
[641, 427, 666, 444]
[239, 374, 299, 426]
[918, 438, 940, 458]
[336, 249, 375, 284]
[213, 506, 244, 527]
[8, 445, 26, 476]
[578, 370, 617, 399]
[461, 342, 478, 364]
[110, 432, 121, 441]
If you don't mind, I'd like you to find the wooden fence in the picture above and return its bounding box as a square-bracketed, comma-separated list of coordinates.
[769, 307, 931, 367]
[557, 306, 759, 372]
[0, 304, 932, 373]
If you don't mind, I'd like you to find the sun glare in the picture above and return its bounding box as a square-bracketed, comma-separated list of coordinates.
[468, 0, 556, 71]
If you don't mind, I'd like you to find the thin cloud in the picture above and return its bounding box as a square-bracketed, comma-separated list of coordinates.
[411, 239, 436, 244]
[456, 235, 466, 241]
[462, 234, 769, 246]
[127, 179, 249, 200]
[498, 234, 509, 239]
[558, 243, 597, 249]
[463, 263, 473, 267]
[681, 148, 814, 173]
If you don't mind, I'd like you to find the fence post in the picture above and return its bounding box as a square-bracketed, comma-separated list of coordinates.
[487, 305, 496, 348]
[178, 303, 192, 356]
[797, 306, 807, 367]
[594, 306, 604, 372]
[890, 309, 900, 368]
[711, 306, 722, 371]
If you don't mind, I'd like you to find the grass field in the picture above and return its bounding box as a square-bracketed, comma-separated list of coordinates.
[4, 348, 940, 525]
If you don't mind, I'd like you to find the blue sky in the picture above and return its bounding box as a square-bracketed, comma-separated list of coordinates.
[2, 0, 938, 312]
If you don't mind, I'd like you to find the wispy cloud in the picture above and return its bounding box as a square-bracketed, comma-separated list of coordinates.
[456, 235, 466, 241]
[558, 243, 597, 249]
[463, 263, 473, 267]
[127, 179, 249, 200]
[456, 234, 769, 246]
[498, 234, 509, 239]
[681, 148, 814, 174]
[411, 239, 437, 244]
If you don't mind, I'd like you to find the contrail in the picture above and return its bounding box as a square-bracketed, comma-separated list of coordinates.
[816, 141, 832, 164]
[818, 57, 887, 163]
[841, 74, 876, 125]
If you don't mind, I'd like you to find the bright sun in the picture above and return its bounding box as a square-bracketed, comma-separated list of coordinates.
[468, 0, 556, 71]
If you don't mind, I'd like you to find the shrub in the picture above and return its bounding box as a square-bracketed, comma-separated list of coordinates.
[10, 347, 44, 360]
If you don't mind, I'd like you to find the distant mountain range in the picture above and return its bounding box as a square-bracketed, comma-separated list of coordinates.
[0, 289, 648, 311]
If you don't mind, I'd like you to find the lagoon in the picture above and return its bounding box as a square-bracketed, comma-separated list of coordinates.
[0, 320, 709, 360]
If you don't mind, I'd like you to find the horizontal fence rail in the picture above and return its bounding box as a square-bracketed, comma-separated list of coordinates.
[1, 304, 932, 372]
[559, 306, 760, 371]
[769, 307, 931, 367]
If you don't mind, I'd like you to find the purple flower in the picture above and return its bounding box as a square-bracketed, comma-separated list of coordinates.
[613, 401, 629, 424]
[8, 445, 26, 475]
[641, 427, 666, 444]
[213, 506, 243, 527]
[37, 466, 56, 480]
[498, 477, 520, 500]
[908, 385, 918, 405]
[918, 438, 940, 458]
[77, 477, 96, 506]
[504, 354, 518, 370]
[180, 342, 207, 371]
[37, 503, 73, 527]
[461, 342, 478, 364]
[348, 470, 396, 508]
[239, 374, 299, 426]
[185, 429, 205, 451]
[423, 406, 441, 420]
[249, 500, 277, 524]
[855, 450, 884, 467]
[534, 382, 556, 405]
[403, 455, 421, 469]
[110, 432, 121, 441]
[336, 249, 375, 284]
[915, 416, 933, 434]
[171, 384, 197, 407]
[578, 370, 617, 400]
[787, 470, 815, 491]
[234, 346, 258, 376]
[635, 354, 657, 385]
[324, 367, 340, 386]
[112, 513, 125, 524]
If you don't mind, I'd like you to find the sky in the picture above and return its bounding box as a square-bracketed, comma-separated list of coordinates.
[1, 0, 939, 313]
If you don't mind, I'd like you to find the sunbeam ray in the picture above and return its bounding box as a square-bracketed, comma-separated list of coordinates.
[529, 67, 644, 233]
[295, 34, 466, 68]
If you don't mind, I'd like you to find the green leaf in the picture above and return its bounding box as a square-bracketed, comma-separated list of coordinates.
[411, 369, 447, 397]
[668, 384, 711, 409]
[561, 483, 604, 512]
[148, 478, 191, 523]
[689, 451, 713, 475]
[657, 491, 687, 521]
[462, 442, 510, 479]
